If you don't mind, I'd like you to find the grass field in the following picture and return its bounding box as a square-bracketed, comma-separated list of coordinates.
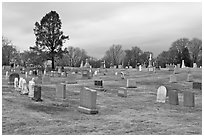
[2, 68, 202, 135]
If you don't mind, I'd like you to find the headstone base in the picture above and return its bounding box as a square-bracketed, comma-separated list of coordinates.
[78, 106, 98, 114]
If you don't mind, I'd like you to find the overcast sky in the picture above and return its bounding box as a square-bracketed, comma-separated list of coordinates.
[2, 2, 202, 59]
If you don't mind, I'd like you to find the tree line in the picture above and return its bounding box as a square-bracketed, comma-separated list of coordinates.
[2, 11, 202, 69]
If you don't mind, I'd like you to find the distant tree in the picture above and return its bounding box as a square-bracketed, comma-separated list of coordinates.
[156, 51, 169, 67]
[2, 36, 18, 66]
[139, 51, 153, 67]
[182, 46, 192, 67]
[104, 44, 126, 67]
[187, 38, 202, 64]
[33, 11, 69, 70]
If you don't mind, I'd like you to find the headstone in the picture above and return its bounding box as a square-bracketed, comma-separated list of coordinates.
[84, 59, 90, 68]
[156, 86, 167, 103]
[168, 90, 179, 105]
[8, 73, 20, 85]
[177, 64, 180, 68]
[29, 70, 32, 75]
[173, 66, 179, 74]
[187, 74, 193, 82]
[115, 72, 118, 75]
[18, 77, 24, 90]
[42, 75, 51, 84]
[118, 65, 122, 69]
[21, 79, 29, 95]
[28, 78, 35, 98]
[94, 70, 98, 76]
[32, 85, 42, 101]
[121, 72, 125, 79]
[129, 66, 132, 69]
[56, 83, 66, 99]
[50, 71, 54, 77]
[193, 63, 197, 68]
[5, 71, 9, 79]
[183, 91, 195, 107]
[139, 65, 142, 71]
[82, 69, 92, 79]
[181, 60, 185, 68]
[94, 80, 104, 91]
[80, 61, 84, 68]
[43, 69, 46, 75]
[78, 87, 98, 114]
[58, 67, 62, 74]
[169, 74, 177, 83]
[193, 82, 202, 90]
[114, 65, 117, 69]
[61, 72, 66, 77]
[118, 87, 127, 97]
[14, 77, 19, 90]
[25, 72, 28, 78]
[126, 79, 137, 88]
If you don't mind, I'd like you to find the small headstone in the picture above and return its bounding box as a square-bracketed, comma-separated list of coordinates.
[29, 70, 32, 75]
[43, 70, 46, 75]
[28, 78, 35, 98]
[183, 91, 195, 107]
[121, 72, 125, 79]
[18, 77, 24, 90]
[187, 74, 193, 82]
[193, 82, 202, 90]
[5, 71, 9, 79]
[139, 65, 142, 71]
[56, 83, 66, 99]
[177, 64, 180, 68]
[21, 79, 29, 95]
[168, 90, 179, 105]
[94, 80, 104, 91]
[32, 85, 42, 101]
[8, 73, 19, 85]
[114, 65, 117, 69]
[58, 67, 62, 74]
[156, 86, 167, 103]
[25, 72, 28, 78]
[94, 70, 98, 76]
[126, 79, 137, 88]
[181, 60, 185, 68]
[169, 75, 177, 83]
[115, 72, 118, 75]
[50, 71, 54, 77]
[173, 66, 179, 74]
[78, 87, 98, 114]
[118, 87, 127, 97]
[82, 69, 92, 79]
[193, 63, 197, 68]
[61, 72, 66, 77]
[129, 66, 132, 69]
[14, 77, 19, 90]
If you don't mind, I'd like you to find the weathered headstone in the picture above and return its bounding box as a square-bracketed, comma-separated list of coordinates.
[78, 87, 98, 114]
[5, 71, 9, 79]
[29, 70, 32, 75]
[94, 70, 98, 76]
[28, 78, 35, 98]
[181, 60, 185, 68]
[183, 91, 195, 107]
[193, 63, 197, 68]
[32, 85, 42, 101]
[14, 77, 19, 90]
[156, 86, 167, 103]
[56, 83, 66, 99]
[25, 71, 28, 78]
[121, 72, 125, 79]
[94, 80, 104, 91]
[169, 74, 177, 83]
[126, 79, 137, 88]
[50, 71, 54, 77]
[139, 65, 142, 71]
[8, 73, 19, 85]
[193, 82, 202, 90]
[187, 74, 193, 82]
[173, 66, 179, 74]
[18, 77, 24, 90]
[21, 79, 29, 95]
[168, 90, 179, 105]
[118, 87, 127, 97]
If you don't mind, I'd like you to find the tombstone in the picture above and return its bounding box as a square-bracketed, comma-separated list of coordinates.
[25, 71, 28, 78]
[28, 78, 35, 98]
[56, 83, 66, 99]
[183, 91, 195, 107]
[94, 80, 104, 91]
[181, 60, 185, 68]
[32, 85, 42, 101]
[118, 87, 127, 97]
[129, 66, 133, 69]
[82, 69, 92, 79]
[193, 63, 197, 68]
[177, 64, 180, 68]
[193, 82, 202, 90]
[84, 59, 91, 68]
[80, 61, 84, 68]
[8, 73, 20, 85]
[118, 65, 122, 69]
[21, 79, 29, 95]
[50, 71, 54, 77]
[168, 90, 179, 105]
[169, 74, 177, 83]
[173, 66, 179, 74]
[18, 77, 24, 90]
[58, 67, 62, 74]
[121, 72, 125, 79]
[78, 87, 98, 114]
[94, 70, 98, 76]
[156, 86, 167, 103]
[139, 65, 142, 72]
[115, 72, 118, 75]
[42, 75, 51, 84]
[61, 72, 66, 77]
[66, 74, 77, 84]
[14, 77, 19, 90]
[114, 65, 117, 69]
[29, 70, 32, 75]
[5, 71, 9, 79]
[187, 74, 193, 82]
[43, 69, 46, 75]
[126, 79, 137, 88]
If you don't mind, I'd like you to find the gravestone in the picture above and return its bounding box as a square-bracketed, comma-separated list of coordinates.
[193, 63, 197, 68]
[94, 80, 104, 91]
[28, 78, 35, 98]
[139, 65, 142, 71]
[173, 66, 179, 74]
[32, 85, 42, 101]
[58, 67, 62, 74]
[5, 71, 9, 79]
[21, 79, 29, 95]
[42, 75, 51, 84]
[181, 60, 185, 68]
[120, 72, 125, 79]
[18, 77, 24, 90]
[193, 82, 202, 90]
[169, 74, 177, 83]
[61, 72, 67, 77]
[156, 86, 167, 103]
[94, 70, 98, 76]
[126, 79, 137, 88]
[14, 77, 19, 90]
[187, 74, 193, 82]
[25, 72, 28, 78]
[50, 71, 54, 77]
[183, 91, 195, 107]
[81, 69, 92, 79]
[56, 83, 66, 99]
[29, 70, 32, 75]
[118, 87, 127, 97]
[8, 73, 19, 85]
[168, 90, 179, 105]
[168, 65, 174, 71]
[78, 87, 98, 114]
[177, 64, 180, 68]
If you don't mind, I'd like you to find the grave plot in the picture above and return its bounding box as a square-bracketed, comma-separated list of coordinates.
[2, 68, 202, 135]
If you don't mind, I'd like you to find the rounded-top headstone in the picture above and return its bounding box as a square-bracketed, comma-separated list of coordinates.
[156, 86, 167, 103]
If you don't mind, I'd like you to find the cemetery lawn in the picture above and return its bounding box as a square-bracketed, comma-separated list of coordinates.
[2, 68, 202, 135]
